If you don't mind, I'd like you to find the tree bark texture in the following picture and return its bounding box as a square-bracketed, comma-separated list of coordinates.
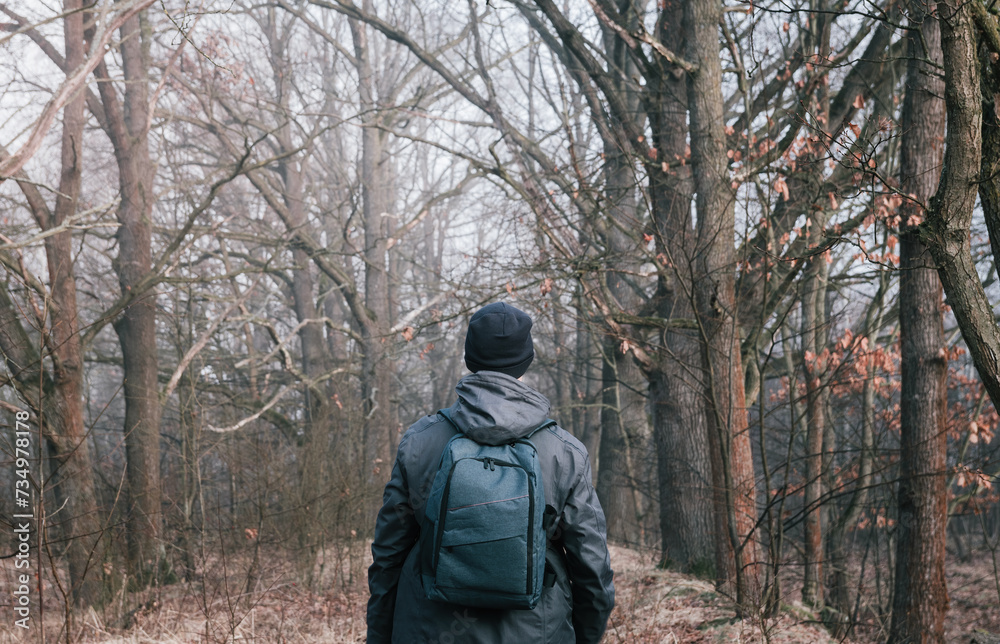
[889, 5, 949, 641]
[975, 6, 1000, 400]
[648, 0, 715, 572]
[683, 0, 760, 601]
[980, 24, 1000, 268]
[922, 0, 997, 415]
[101, 9, 164, 581]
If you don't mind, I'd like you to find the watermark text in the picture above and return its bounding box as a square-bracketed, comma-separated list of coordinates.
[11, 409, 33, 629]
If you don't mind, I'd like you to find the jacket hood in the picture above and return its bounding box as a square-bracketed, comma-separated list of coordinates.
[446, 371, 551, 445]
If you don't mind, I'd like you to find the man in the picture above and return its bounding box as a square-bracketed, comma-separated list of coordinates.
[367, 301, 615, 643]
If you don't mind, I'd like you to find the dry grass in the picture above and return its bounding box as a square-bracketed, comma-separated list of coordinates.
[603, 546, 835, 644]
[1, 543, 997, 642]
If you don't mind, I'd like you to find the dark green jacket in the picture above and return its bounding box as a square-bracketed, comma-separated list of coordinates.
[367, 372, 615, 643]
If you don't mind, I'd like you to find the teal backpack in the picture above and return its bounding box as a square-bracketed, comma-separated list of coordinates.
[420, 409, 554, 609]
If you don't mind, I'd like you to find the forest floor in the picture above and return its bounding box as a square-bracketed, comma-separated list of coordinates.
[2, 543, 998, 642]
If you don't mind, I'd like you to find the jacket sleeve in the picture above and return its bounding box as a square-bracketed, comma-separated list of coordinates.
[366, 448, 419, 644]
[559, 456, 615, 644]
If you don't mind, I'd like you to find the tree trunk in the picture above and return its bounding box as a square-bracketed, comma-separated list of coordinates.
[574, 288, 601, 462]
[592, 0, 654, 549]
[351, 17, 398, 494]
[919, 0, 992, 419]
[596, 143, 648, 546]
[97, 9, 163, 583]
[41, 0, 105, 605]
[649, 364, 714, 571]
[648, 0, 715, 571]
[0, 285, 106, 611]
[889, 4, 949, 641]
[683, 0, 760, 602]
[597, 336, 644, 546]
[551, 301, 574, 425]
[2, 1, 108, 607]
[421, 216, 452, 413]
[287, 164, 333, 583]
[73, 5, 164, 584]
[178, 380, 199, 582]
[801, 228, 830, 608]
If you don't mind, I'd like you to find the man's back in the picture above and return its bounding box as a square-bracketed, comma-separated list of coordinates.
[367, 371, 615, 644]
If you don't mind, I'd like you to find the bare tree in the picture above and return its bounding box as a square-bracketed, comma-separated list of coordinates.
[0, 0, 114, 608]
[349, 11, 400, 492]
[73, 5, 168, 583]
[647, 0, 714, 575]
[890, 0, 955, 640]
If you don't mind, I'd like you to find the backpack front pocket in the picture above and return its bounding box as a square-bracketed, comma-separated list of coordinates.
[435, 460, 532, 594]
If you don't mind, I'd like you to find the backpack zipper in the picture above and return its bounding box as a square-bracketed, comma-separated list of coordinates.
[526, 469, 534, 595]
[434, 459, 461, 570]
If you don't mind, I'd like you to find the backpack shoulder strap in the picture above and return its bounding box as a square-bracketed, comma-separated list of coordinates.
[437, 408, 458, 430]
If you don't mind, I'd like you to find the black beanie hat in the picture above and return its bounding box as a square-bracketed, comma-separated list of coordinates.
[464, 302, 534, 378]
